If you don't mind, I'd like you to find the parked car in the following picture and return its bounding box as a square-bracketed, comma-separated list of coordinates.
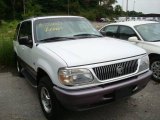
[13, 16, 151, 120]
[99, 21, 160, 82]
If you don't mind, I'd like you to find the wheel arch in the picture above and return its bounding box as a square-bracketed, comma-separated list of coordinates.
[37, 68, 53, 86]
[148, 53, 160, 61]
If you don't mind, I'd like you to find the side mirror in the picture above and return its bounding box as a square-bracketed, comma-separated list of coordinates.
[19, 36, 32, 46]
[128, 36, 139, 42]
[100, 30, 106, 36]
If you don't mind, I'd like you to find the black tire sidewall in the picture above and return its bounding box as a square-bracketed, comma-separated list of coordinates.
[150, 57, 160, 83]
[38, 76, 62, 120]
[15, 55, 23, 77]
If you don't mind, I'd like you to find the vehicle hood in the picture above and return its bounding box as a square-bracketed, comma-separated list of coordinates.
[40, 37, 146, 67]
[146, 41, 160, 46]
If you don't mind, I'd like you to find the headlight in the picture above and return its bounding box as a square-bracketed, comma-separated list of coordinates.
[138, 55, 149, 72]
[58, 68, 93, 86]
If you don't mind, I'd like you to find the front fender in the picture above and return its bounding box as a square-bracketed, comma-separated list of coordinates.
[35, 57, 67, 87]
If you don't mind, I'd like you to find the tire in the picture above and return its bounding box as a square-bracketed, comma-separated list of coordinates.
[38, 76, 63, 120]
[15, 56, 23, 77]
[150, 57, 160, 83]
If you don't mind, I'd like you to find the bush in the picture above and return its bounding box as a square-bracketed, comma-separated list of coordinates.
[0, 37, 14, 66]
[0, 21, 18, 66]
[80, 9, 97, 21]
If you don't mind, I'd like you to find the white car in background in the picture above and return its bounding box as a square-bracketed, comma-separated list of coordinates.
[99, 21, 160, 82]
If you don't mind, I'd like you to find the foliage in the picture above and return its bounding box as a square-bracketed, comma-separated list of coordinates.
[0, 21, 19, 66]
[0, 0, 117, 20]
[0, 0, 7, 20]
[0, 0, 143, 21]
[114, 5, 123, 16]
[127, 11, 143, 17]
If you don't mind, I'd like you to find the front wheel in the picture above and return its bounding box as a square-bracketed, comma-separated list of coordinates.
[150, 57, 160, 83]
[38, 76, 63, 120]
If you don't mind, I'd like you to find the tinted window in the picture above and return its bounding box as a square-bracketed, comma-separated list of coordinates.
[103, 26, 118, 38]
[119, 26, 136, 40]
[18, 21, 32, 40]
[14, 24, 20, 41]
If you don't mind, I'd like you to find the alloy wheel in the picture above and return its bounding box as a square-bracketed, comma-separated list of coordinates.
[41, 87, 52, 113]
[151, 61, 160, 80]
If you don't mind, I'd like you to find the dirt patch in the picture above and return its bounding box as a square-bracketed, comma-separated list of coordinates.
[0, 65, 8, 73]
[0, 65, 17, 75]
[91, 22, 108, 30]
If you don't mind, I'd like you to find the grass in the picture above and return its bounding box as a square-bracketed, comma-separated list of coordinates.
[0, 20, 19, 67]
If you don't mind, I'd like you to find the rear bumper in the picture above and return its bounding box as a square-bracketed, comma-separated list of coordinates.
[53, 71, 152, 110]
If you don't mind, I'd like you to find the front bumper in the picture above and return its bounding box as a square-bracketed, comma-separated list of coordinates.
[53, 71, 152, 110]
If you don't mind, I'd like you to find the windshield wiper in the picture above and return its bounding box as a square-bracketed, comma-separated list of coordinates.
[74, 33, 102, 38]
[152, 40, 160, 42]
[39, 37, 76, 42]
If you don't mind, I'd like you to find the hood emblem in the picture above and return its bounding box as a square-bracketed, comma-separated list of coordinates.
[116, 65, 124, 75]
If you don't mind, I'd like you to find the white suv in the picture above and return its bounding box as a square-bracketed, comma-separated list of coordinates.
[13, 16, 151, 120]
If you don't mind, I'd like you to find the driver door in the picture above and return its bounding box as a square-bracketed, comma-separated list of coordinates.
[18, 21, 34, 72]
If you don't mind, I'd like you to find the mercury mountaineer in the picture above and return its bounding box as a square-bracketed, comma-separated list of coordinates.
[13, 16, 152, 120]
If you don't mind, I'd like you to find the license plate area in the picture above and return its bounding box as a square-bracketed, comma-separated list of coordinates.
[115, 85, 136, 99]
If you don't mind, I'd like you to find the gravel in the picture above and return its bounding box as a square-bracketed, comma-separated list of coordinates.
[0, 71, 160, 120]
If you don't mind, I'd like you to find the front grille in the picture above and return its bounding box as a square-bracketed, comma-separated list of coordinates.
[93, 59, 138, 80]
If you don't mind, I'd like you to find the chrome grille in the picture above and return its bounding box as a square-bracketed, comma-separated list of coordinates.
[93, 59, 138, 80]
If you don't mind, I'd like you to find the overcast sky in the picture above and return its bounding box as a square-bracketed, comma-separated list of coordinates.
[116, 0, 160, 14]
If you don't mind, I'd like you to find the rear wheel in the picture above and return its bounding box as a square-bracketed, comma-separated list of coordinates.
[150, 57, 160, 83]
[38, 76, 63, 120]
[15, 56, 23, 77]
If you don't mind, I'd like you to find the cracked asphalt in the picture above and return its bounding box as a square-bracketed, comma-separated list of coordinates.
[0, 71, 160, 120]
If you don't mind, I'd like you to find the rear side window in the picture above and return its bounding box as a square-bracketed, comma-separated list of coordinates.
[103, 25, 118, 38]
[119, 26, 137, 40]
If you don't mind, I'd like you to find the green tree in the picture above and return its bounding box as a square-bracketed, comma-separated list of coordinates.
[114, 5, 123, 16]
[22, 0, 42, 19]
[0, 0, 6, 20]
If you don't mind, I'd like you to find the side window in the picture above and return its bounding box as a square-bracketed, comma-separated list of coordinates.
[104, 26, 118, 38]
[119, 26, 137, 40]
[14, 24, 20, 41]
[18, 21, 32, 41]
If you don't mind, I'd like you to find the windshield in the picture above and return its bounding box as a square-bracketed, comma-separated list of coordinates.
[34, 17, 101, 42]
[134, 23, 160, 42]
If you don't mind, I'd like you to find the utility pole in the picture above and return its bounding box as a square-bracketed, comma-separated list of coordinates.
[126, 0, 128, 12]
[122, 0, 124, 10]
[133, 0, 136, 11]
[126, 0, 128, 20]
[68, 0, 70, 15]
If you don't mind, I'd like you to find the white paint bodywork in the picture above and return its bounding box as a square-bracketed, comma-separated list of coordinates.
[13, 17, 149, 90]
[100, 21, 160, 55]
[33, 37, 147, 89]
[41, 37, 146, 67]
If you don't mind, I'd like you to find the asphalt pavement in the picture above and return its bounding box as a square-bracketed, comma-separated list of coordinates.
[0, 71, 160, 120]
